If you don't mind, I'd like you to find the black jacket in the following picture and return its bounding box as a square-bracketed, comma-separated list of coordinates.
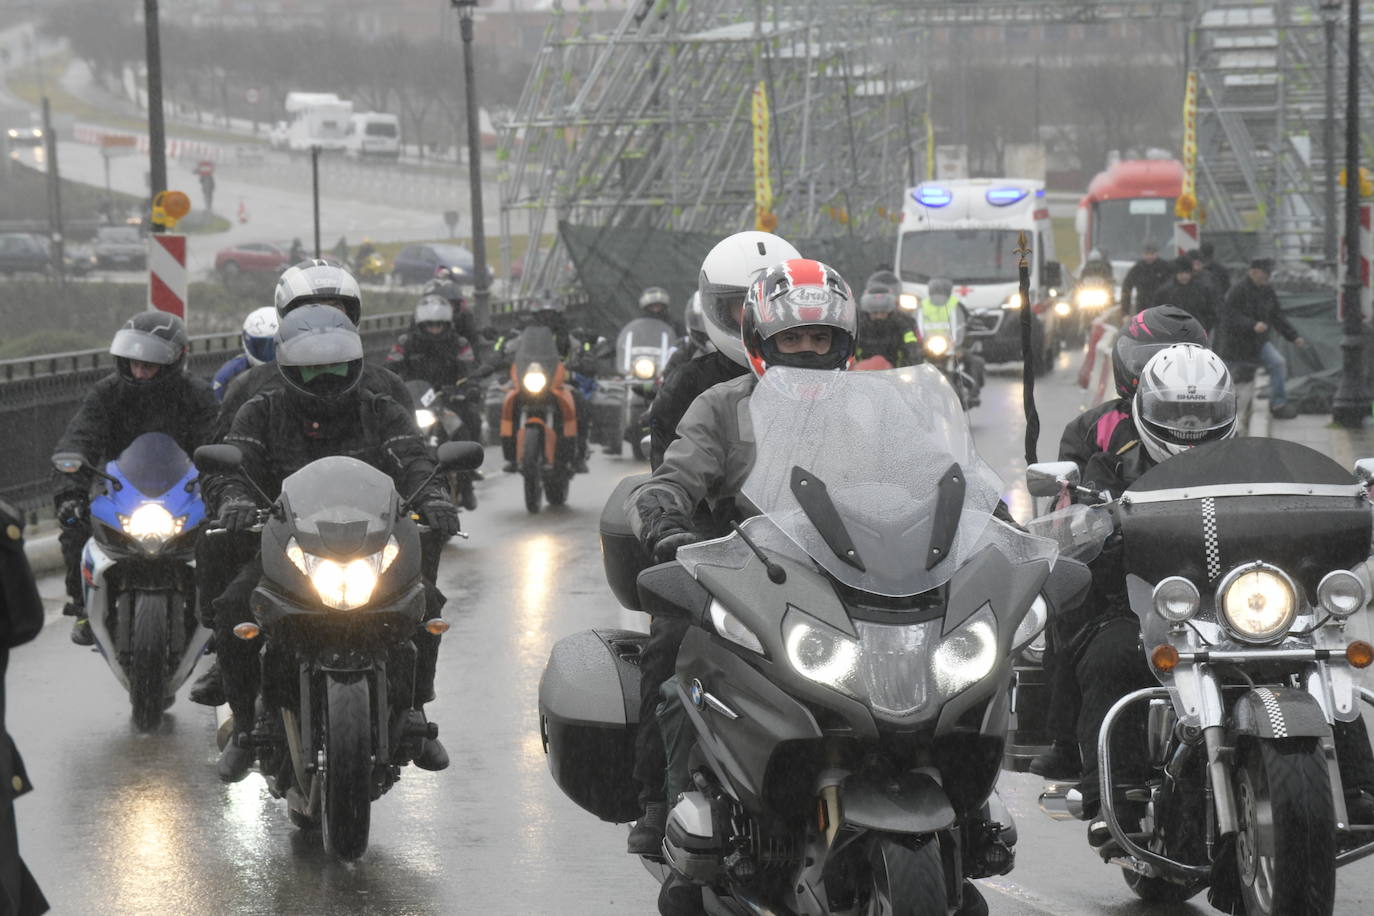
[208, 389, 445, 513]
[855, 313, 923, 367]
[1058, 399, 1136, 472]
[645, 350, 748, 469]
[1200, 261, 1231, 299]
[1120, 258, 1173, 314]
[1215, 277, 1300, 364]
[1153, 278, 1219, 332]
[385, 328, 477, 389]
[53, 371, 217, 504]
[214, 361, 413, 443]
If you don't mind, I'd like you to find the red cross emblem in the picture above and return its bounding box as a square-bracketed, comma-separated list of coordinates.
[956, 285, 973, 296]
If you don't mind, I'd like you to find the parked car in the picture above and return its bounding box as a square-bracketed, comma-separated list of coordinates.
[93, 226, 146, 270]
[391, 243, 491, 287]
[0, 233, 97, 278]
[4, 125, 43, 149]
[214, 240, 292, 282]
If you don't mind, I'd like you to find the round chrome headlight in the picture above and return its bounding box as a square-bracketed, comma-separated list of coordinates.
[632, 357, 657, 380]
[1317, 569, 1367, 618]
[1153, 576, 1201, 623]
[925, 334, 950, 357]
[1217, 563, 1297, 643]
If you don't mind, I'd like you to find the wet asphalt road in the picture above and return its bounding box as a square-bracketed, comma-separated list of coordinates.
[14, 353, 1374, 914]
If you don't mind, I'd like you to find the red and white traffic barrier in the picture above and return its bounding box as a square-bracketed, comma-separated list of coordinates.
[147, 234, 188, 321]
[1173, 220, 1199, 258]
[1340, 203, 1372, 322]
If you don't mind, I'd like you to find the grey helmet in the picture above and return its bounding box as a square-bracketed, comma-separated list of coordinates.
[684, 291, 711, 350]
[110, 310, 188, 390]
[927, 276, 954, 305]
[639, 286, 671, 318]
[865, 269, 901, 292]
[414, 295, 454, 328]
[859, 287, 898, 315]
[1133, 344, 1237, 464]
[534, 289, 565, 314]
[274, 259, 362, 325]
[275, 304, 365, 410]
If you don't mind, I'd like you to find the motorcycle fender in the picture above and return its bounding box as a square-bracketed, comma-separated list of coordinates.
[840, 770, 956, 835]
[552, 386, 578, 440]
[499, 389, 518, 438]
[1232, 686, 1332, 740]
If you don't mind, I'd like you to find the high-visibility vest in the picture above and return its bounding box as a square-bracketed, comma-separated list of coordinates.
[920, 295, 960, 338]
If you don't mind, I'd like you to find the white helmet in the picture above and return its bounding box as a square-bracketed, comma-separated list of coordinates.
[241, 306, 279, 366]
[1133, 344, 1237, 464]
[698, 231, 801, 367]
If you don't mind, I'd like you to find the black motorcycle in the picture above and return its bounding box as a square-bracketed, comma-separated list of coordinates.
[404, 374, 487, 510]
[590, 317, 676, 458]
[542, 366, 1067, 914]
[194, 440, 482, 860]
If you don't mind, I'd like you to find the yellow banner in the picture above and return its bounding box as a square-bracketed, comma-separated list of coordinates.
[1178, 71, 1198, 218]
[925, 82, 935, 181]
[752, 81, 773, 231]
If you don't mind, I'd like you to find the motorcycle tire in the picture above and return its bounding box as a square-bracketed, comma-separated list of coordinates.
[863, 836, 944, 916]
[545, 472, 569, 508]
[1233, 736, 1335, 916]
[322, 675, 373, 861]
[129, 590, 170, 732]
[522, 425, 544, 514]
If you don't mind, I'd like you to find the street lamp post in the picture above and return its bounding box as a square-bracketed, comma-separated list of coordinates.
[452, 0, 491, 329]
[1322, 0, 1340, 268]
[143, 0, 168, 233]
[1332, 0, 1370, 428]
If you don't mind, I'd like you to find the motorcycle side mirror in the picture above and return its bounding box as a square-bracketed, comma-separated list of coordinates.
[194, 444, 244, 474]
[51, 452, 85, 474]
[437, 441, 484, 472]
[1355, 458, 1374, 485]
[1043, 261, 1064, 289]
[1027, 461, 1081, 498]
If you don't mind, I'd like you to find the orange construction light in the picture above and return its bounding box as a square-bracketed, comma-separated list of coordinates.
[1347, 641, 1374, 669]
[1150, 645, 1180, 672]
[233, 622, 261, 641]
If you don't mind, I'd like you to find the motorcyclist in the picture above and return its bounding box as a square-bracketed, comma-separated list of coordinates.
[638, 286, 685, 337]
[624, 258, 856, 866]
[206, 305, 460, 782]
[1079, 248, 1115, 287]
[498, 292, 593, 474]
[853, 278, 922, 368]
[919, 276, 984, 398]
[386, 295, 485, 509]
[659, 292, 712, 382]
[422, 270, 482, 346]
[643, 231, 801, 469]
[1119, 242, 1171, 315]
[53, 311, 217, 646]
[212, 307, 278, 402]
[352, 236, 377, 275]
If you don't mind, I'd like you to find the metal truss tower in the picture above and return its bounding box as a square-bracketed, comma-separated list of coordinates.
[1193, 0, 1374, 263]
[496, 1, 930, 297]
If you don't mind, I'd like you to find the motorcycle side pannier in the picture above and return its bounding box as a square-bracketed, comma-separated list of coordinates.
[539, 628, 646, 823]
[600, 473, 652, 612]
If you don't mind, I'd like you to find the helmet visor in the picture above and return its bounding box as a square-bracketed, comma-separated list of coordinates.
[1138, 386, 1237, 443]
[244, 334, 277, 365]
[699, 276, 749, 337]
[415, 300, 454, 324]
[277, 327, 365, 367]
[110, 328, 181, 366]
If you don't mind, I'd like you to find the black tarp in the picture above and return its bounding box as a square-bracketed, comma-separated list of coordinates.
[1261, 290, 1374, 414]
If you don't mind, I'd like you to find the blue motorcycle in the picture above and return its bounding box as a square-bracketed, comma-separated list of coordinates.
[53, 432, 211, 730]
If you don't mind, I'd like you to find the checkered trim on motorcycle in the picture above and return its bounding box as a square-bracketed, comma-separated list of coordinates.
[1201, 497, 1221, 581]
[1254, 687, 1288, 738]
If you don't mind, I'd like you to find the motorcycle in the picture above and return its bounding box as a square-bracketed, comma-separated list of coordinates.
[192, 439, 483, 860]
[1012, 438, 1374, 914]
[1064, 278, 1115, 348]
[591, 317, 676, 459]
[355, 251, 386, 283]
[500, 325, 578, 514]
[541, 365, 1066, 915]
[52, 433, 211, 731]
[405, 374, 488, 510]
[917, 308, 981, 410]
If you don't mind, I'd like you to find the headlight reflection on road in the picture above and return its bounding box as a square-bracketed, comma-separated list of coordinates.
[516, 533, 561, 856]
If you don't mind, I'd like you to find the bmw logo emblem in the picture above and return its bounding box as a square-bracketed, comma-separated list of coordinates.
[689, 678, 704, 708]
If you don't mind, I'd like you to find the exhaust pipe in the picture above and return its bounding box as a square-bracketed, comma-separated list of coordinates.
[1038, 783, 1084, 821]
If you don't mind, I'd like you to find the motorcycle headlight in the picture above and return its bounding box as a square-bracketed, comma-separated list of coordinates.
[119, 503, 184, 549]
[1053, 300, 1072, 317]
[285, 535, 400, 611]
[1217, 563, 1297, 643]
[632, 357, 657, 380]
[1153, 576, 1200, 623]
[899, 293, 919, 311]
[784, 616, 860, 697]
[1318, 569, 1367, 618]
[925, 334, 950, 357]
[1001, 294, 1022, 310]
[522, 363, 547, 394]
[931, 607, 998, 695]
[709, 599, 763, 654]
[415, 408, 437, 430]
[1075, 287, 1111, 309]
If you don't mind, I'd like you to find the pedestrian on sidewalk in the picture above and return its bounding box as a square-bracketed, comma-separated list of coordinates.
[1154, 256, 1219, 332]
[1215, 258, 1306, 420]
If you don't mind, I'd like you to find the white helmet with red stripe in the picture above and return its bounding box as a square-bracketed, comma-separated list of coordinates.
[698, 231, 801, 367]
[740, 259, 857, 378]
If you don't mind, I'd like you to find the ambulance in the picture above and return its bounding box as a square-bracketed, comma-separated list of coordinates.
[895, 178, 1065, 372]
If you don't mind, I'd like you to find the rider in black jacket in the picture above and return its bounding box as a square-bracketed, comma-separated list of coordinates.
[53, 311, 216, 646]
[206, 306, 459, 782]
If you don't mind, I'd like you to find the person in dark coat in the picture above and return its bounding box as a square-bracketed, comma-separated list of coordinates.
[1119, 242, 1173, 316]
[1214, 258, 1307, 419]
[1153, 257, 1219, 332]
[1196, 241, 1232, 298]
[0, 504, 49, 916]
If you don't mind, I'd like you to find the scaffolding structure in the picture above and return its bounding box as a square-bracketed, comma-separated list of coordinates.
[1192, 0, 1374, 263]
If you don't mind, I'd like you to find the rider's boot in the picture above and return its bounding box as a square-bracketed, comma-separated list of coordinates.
[189, 660, 225, 707]
[70, 614, 94, 647]
[1029, 739, 1081, 780]
[627, 801, 667, 855]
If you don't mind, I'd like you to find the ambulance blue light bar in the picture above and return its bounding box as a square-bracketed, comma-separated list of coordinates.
[986, 186, 1029, 206]
[913, 186, 953, 208]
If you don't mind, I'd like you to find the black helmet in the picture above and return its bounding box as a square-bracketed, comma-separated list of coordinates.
[741, 259, 856, 377]
[1112, 305, 1209, 399]
[110, 310, 188, 390]
[274, 259, 362, 325]
[275, 304, 365, 412]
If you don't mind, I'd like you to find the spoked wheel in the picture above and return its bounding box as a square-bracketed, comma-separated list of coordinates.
[1233, 736, 1336, 915]
[321, 675, 373, 861]
[522, 425, 544, 514]
[129, 591, 170, 732]
[861, 835, 945, 916]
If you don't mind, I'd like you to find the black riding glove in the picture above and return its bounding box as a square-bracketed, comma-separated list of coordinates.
[56, 497, 86, 529]
[421, 500, 462, 537]
[218, 497, 259, 532]
[652, 529, 701, 564]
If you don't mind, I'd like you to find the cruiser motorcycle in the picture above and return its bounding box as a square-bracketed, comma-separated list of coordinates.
[590, 316, 676, 458]
[1011, 439, 1374, 914]
[541, 366, 1071, 914]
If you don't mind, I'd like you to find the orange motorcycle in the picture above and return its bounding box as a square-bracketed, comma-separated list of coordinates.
[500, 325, 578, 513]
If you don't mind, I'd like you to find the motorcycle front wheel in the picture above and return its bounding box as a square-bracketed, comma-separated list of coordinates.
[1234, 736, 1335, 915]
[522, 425, 544, 514]
[322, 675, 373, 861]
[129, 590, 170, 732]
[863, 836, 945, 916]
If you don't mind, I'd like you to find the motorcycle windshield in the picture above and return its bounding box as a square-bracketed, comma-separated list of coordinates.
[280, 456, 397, 547]
[514, 326, 560, 377]
[1023, 504, 1113, 565]
[404, 378, 439, 408]
[111, 433, 194, 498]
[615, 318, 676, 375]
[741, 366, 1030, 597]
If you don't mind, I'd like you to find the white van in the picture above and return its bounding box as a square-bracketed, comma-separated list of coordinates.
[282, 92, 353, 154]
[345, 112, 401, 159]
